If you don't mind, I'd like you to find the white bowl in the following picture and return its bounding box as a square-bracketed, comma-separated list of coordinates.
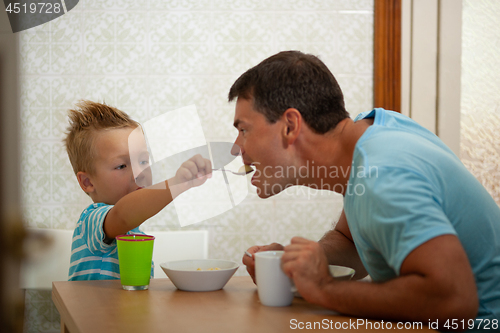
[160, 259, 239, 292]
[328, 265, 355, 281]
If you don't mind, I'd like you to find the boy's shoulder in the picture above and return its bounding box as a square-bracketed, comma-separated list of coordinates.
[79, 202, 113, 221]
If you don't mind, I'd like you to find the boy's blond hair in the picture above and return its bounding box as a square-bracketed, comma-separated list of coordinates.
[64, 100, 140, 175]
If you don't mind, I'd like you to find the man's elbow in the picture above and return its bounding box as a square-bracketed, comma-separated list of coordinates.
[449, 294, 478, 321]
[439, 290, 479, 329]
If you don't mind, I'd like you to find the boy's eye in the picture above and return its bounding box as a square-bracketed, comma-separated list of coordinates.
[140, 160, 149, 166]
[116, 164, 126, 170]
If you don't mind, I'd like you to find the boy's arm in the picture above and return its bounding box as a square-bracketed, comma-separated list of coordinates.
[103, 155, 211, 239]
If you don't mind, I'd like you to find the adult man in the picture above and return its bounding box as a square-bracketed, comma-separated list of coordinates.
[231, 51, 500, 328]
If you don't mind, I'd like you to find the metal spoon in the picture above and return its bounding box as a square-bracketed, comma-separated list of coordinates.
[212, 165, 254, 176]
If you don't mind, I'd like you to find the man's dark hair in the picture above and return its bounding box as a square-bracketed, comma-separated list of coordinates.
[228, 50, 349, 134]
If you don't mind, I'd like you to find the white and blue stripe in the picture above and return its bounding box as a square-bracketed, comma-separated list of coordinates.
[69, 203, 153, 281]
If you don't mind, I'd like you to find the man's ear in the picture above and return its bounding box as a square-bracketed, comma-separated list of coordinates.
[77, 171, 95, 194]
[282, 108, 302, 145]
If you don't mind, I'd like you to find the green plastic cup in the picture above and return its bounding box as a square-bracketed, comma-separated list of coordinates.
[116, 234, 155, 290]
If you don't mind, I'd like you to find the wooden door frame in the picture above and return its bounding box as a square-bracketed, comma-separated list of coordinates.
[374, 0, 401, 112]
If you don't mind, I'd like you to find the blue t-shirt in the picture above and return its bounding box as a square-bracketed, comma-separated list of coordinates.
[344, 108, 500, 320]
[69, 203, 152, 281]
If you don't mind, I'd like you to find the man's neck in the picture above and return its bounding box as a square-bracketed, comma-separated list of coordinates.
[295, 117, 373, 195]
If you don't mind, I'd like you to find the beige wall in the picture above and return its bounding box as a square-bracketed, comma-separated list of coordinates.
[18, 0, 376, 272]
[19, 1, 374, 332]
[15, 1, 500, 331]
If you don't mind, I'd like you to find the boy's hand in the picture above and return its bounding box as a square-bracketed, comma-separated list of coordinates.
[169, 154, 212, 196]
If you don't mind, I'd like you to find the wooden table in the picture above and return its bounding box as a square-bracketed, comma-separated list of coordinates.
[52, 276, 434, 332]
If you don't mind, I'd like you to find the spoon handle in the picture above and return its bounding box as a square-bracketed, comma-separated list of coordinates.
[211, 168, 244, 175]
[212, 167, 253, 176]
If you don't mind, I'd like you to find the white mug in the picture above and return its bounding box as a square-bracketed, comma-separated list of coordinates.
[254, 251, 293, 307]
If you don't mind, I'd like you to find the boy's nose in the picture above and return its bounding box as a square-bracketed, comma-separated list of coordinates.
[132, 164, 143, 180]
[133, 166, 152, 187]
[133, 174, 142, 186]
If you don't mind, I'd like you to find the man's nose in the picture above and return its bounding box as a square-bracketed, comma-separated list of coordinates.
[231, 143, 242, 156]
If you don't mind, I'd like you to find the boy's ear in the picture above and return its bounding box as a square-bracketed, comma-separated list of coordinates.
[77, 171, 95, 194]
[282, 108, 302, 145]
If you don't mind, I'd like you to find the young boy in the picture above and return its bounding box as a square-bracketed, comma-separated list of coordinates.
[64, 100, 211, 281]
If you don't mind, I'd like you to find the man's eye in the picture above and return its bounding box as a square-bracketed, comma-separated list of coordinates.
[116, 164, 126, 170]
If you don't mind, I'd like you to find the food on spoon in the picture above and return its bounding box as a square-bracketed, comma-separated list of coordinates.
[238, 165, 254, 174]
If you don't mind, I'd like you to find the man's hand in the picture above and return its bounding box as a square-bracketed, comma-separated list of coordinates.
[242, 243, 284, 284]
[282, 237, 334, 304]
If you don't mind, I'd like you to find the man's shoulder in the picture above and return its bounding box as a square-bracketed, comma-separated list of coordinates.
[354, 110, 456, 172]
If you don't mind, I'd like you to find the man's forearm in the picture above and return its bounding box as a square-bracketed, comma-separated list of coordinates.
[314, 273, 468, 326]
[312, 234, 478, 329]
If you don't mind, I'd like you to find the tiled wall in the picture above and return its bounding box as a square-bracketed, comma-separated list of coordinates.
[19, 0, 374, 332]
[460, 0, 500, 206]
